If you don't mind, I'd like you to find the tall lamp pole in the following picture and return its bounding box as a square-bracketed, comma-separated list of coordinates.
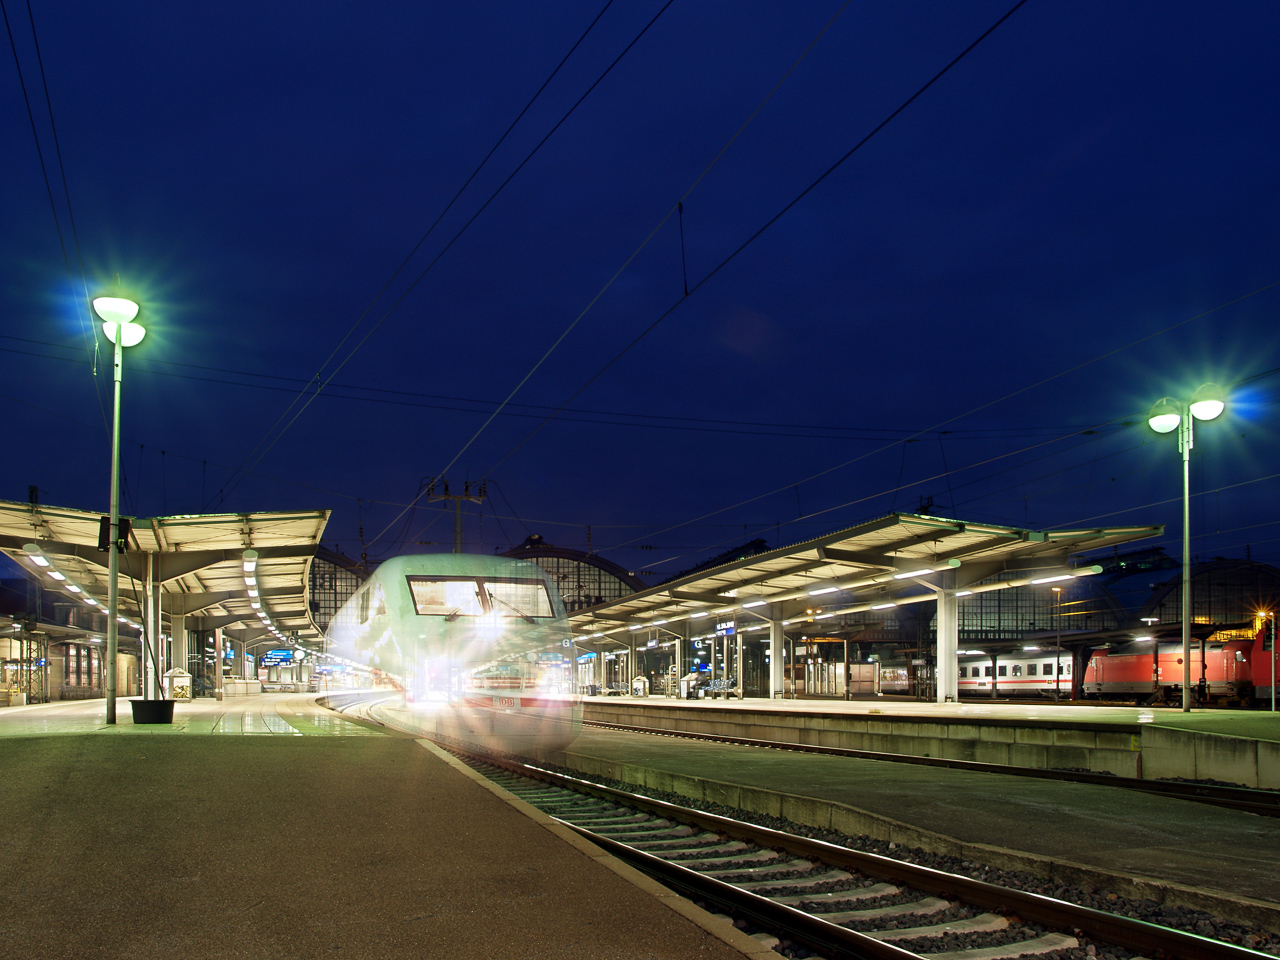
[1147, 384, 1225, 713]
[93, 296, 146, 725]
[1052, 586, 1062, 703]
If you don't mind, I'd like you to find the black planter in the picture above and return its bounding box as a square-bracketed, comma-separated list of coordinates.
[129, 699, 175, 724]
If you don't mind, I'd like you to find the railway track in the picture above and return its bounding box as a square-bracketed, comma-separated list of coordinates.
[450, 747, 1275, 960]
[581, 718, 1280, 818]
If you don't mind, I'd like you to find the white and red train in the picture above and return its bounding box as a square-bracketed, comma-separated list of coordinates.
[880, 625, 1275, 704]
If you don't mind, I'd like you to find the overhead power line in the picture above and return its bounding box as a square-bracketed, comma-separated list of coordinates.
[477, 0, 1031, 483]
[214, 0, 664, 509]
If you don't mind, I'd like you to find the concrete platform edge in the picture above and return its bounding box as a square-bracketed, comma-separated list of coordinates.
[414, 739, 784, 960]
[557, 748, 1280, 933]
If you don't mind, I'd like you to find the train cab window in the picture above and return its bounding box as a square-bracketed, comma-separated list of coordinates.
[997, 665, 1007, 677]
[408, 577, 485, 616]
[1236, 650, 1246, 662]
[984, 666, 993, 677]
[1012, 664, 1022, 677]
[1027, 664, 1037, 676]
[485, 578, 554, 619]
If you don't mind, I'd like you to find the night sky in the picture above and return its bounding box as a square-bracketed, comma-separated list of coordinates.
[3, 1, 1278, 582]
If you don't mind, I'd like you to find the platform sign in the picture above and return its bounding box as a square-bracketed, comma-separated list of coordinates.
[715, 621, 735, 637]
[260, 649, 294, 666]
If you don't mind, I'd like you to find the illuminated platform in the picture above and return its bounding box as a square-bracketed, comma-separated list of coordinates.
[549, 707, 1280, 929]
[577, 695, 1280, 787]
[0, 695, 766, 960]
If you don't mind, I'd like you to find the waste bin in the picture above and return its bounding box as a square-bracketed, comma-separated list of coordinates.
[163, 668, 193, 702]
[631, 676, 649, 697]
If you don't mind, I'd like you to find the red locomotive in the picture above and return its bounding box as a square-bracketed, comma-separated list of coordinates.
[1082, 624, 1274, 704]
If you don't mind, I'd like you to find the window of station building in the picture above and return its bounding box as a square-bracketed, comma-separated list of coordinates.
[1012, 664, 1022, 677]
[997, 665, 1007, 677]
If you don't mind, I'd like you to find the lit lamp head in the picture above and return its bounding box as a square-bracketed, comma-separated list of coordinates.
[1189, 382, 1225, 422]
[1147, 397, 1181, 434]
[92, 296, 145, 347]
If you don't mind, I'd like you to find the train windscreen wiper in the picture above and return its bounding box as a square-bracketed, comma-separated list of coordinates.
[487, 590, 537, 625]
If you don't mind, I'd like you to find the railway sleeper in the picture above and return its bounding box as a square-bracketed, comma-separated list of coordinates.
[554, 812, 654, 826]
[865, 913, 1009, 941]
[923, 931, 1079, 960]
[647, 840, 755, 859]
[624, 829, 720, 849]
[611, 825, 701, 844]
[661, 848, 783, 870]
[700, 858, 813, 879]
[816, 896, 951, 924]
[734, 869, 856, 892]
[771, 881, 900, 904]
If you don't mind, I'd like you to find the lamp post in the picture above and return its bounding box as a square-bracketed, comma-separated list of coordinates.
[1147, 383, 1225, 713]
[1052, 586, 1062, 702]
[93, 295, 145, 724]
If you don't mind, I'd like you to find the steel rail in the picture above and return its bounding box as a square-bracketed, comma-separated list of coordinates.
[465, 748, 1275, 960]
[582, 717, 1280, 817]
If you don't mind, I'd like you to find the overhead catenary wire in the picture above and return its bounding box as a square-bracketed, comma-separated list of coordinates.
[605, 275, 1280, 553]
[5, 330, 1132, 441]
[214, 0, 665, 509]
[370, 0, 858, 548]
[476, 0, 1030, 484]
[1, 0, 103, 423]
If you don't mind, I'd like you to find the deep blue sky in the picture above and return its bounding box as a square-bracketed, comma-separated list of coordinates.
[3, 1, 1278, 581]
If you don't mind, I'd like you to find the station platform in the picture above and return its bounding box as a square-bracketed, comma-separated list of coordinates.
[578, 695, 1280, 787]
[545, 696, 1280, 930]
[0, 695, 771, 960]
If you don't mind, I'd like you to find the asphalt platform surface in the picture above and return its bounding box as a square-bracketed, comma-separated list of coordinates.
[0, 697, 762, 960]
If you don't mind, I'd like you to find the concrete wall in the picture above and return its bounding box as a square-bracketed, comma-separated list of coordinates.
[585, 702, 1142, 777]
[585, 701, 1280, 787]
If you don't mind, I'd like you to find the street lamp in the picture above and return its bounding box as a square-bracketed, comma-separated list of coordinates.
[1051, 586, 1062, 702]
[1147, 383, 1225, 712]
[93, 295, 145, 724]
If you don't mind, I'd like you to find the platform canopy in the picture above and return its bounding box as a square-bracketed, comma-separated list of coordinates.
[0, 498, 329, 647]
[567, 512, 1162, 644]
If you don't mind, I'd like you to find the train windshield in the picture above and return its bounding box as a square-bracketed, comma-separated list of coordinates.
[485, 578, 554, 619]
[408, 577, 485, 617]
[406, 575, 555, 619]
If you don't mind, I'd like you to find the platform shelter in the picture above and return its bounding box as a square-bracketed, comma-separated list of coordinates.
[566, 512, 1161, 703]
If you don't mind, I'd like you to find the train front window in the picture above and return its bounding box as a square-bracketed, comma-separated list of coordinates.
[485, 578, 554, 619]
[408, 577, 484, 617]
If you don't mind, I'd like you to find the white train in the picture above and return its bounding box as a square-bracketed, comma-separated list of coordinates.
[879, 649, 1074, 698]
[957, 650, 1073, 697]
[324, 553, 581, 755]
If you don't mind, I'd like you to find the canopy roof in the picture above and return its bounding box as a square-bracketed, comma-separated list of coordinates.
[568, 512, 1162, 642]
[0, 498, 329, 647]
